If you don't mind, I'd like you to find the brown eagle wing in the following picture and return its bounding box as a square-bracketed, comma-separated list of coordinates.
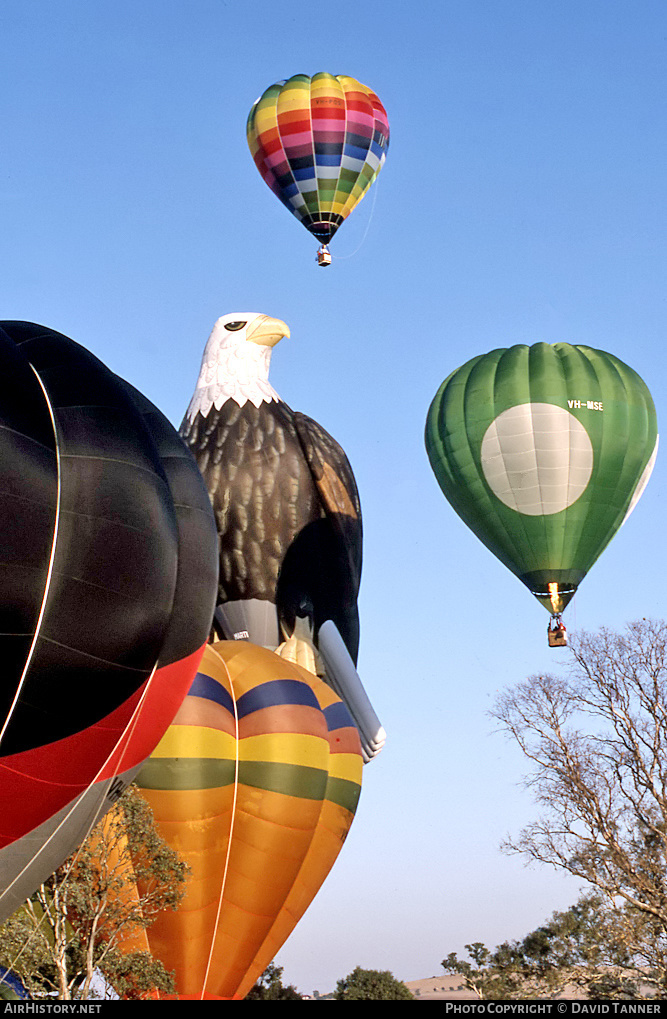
[292, 411, 362, 596]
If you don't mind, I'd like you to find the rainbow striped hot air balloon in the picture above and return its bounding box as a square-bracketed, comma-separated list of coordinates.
[247, 73, 389, 264]
[135, 640, 363, 1000]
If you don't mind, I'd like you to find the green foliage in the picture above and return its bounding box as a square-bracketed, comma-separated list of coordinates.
[0, 906, 56, 999]
[334, 966, 414, 1000]
[97, 950, 175, 1001]
[245, 962, 303, 1000]
[442, 941, 518, 1000]
[443, 894, 658, 1000]
[0, 784, 187, 1000]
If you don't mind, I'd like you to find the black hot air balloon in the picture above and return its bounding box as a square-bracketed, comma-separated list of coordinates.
[0, 321, 218, 919]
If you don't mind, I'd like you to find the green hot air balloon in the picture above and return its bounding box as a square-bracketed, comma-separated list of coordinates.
[425, 343, 658, 644]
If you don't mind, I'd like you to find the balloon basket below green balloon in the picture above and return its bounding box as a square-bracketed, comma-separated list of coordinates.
[317, 245, 331, 267]
[547, 615, 568, 648]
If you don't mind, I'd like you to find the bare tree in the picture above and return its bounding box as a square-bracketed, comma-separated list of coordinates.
[493, 619, 667, 993]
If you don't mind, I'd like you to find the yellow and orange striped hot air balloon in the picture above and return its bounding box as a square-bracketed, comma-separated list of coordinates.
[134, 640, 363, 1000]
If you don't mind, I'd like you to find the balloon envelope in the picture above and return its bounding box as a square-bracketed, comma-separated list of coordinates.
[247, 73, 389, 246]
[136, 640, 363, 1000]
[0, 321, 218, 918]
[425, 342, 658, 613]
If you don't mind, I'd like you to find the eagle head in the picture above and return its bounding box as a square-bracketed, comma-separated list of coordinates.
[185, 313, 291, 420]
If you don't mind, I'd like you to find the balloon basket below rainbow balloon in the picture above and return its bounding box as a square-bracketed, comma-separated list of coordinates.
[247, 73, 390, 261]
[317, 245, 332, 267]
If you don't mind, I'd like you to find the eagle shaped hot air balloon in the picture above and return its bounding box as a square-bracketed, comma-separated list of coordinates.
[425, 342, 658, 645]
[0, 321, 218, 918]
[179, 313, 384, 759]
[247, 73, 389, 265]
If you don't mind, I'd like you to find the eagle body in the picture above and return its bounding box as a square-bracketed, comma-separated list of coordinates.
[179, 314, 362, 660]
[181, 396, 362, 659]
[180, 313, 384, 760]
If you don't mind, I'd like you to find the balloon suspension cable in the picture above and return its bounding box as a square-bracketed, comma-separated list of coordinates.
[326, 175, 381, 262]
[547, 613, 568, 648]
[199, 645, 240, 1001]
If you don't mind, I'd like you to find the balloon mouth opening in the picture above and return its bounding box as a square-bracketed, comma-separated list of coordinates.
[310, 223, 336, 242]
[532, 583, 577, 614]
[303, 214, 343, 244]
[520, 571, 583, 614]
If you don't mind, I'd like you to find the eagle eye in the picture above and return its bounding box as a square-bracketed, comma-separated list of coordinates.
[224, 321, 246, 332]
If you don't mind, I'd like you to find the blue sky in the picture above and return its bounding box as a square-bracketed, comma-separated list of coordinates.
[4, 0, 667, 995]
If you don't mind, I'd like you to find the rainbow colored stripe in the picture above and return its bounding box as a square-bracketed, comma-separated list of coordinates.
[247, 72, 390, 244]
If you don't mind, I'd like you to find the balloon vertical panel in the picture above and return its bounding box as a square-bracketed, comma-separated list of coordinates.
[239, 678, 365, 999]
[137, 641, 362, 1000]
[0, 331, 58, 726]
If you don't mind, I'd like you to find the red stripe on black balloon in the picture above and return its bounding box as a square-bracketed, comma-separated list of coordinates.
[0, 643, 207, 847]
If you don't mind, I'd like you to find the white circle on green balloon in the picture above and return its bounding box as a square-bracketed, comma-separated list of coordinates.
[480, 403, 594, 516]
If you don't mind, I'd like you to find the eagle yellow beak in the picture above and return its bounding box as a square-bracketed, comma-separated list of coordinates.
[246, 315, 290, 348]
